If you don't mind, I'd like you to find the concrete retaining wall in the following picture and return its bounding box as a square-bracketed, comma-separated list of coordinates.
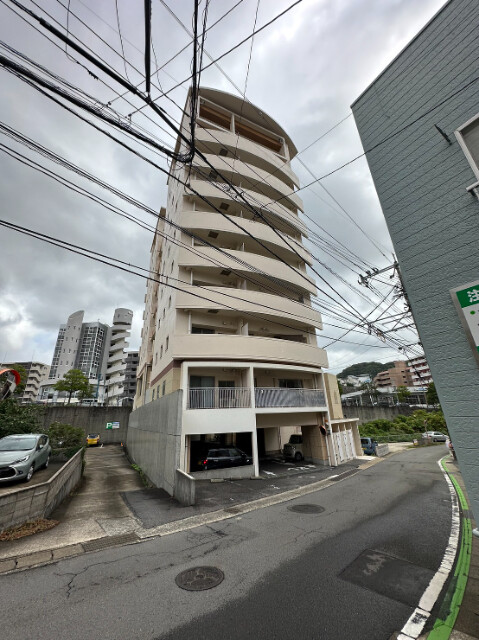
[342, 405, 425, 425]
[376, 443, 390, 457]
[174, 469, 195, 506]
[127, 391, 182, 497]
[0, 449, 83, 532]
[43, 406, 131, 444]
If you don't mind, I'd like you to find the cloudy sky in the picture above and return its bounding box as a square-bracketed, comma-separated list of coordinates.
[0, 0, 446, 373]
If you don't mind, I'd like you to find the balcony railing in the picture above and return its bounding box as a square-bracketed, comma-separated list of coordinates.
[188, 387, 251, 409]
[254, 387, 326, 408]
[187, 387, 327, 409]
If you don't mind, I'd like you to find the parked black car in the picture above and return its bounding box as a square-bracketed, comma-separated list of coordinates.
[199, 448, 252, 470]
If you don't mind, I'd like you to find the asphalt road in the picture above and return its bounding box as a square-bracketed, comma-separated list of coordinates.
[0, 447, 451, 640]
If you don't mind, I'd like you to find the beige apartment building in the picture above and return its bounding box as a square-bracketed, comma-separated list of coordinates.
[373, 361, 413, 389]
[132, 88, 359, 482]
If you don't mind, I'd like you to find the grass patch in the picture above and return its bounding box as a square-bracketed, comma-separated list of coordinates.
[131, 463, 151, 487]
[0, 518, 59, 541]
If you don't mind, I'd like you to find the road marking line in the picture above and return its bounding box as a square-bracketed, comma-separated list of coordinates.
[397, 456, 465, 640]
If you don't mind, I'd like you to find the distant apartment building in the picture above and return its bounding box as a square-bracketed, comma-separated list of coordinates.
[373, 361, 413, 389]
[121, 351, 139, 404]
[39, 308, 133, 404]
[3, 361, 50, 403]
[130, 87, 360, 492]
[339, 374, 371, 388]
[407, 355, 433, 388]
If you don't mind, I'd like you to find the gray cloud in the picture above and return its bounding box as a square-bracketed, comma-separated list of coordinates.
[0, 0, 445, 371]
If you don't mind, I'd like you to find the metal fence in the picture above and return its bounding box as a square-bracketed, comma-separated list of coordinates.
[254, 388, 326, 408]
[188, 387, 251, 409]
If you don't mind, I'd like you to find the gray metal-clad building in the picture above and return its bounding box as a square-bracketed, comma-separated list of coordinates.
[351, 0, 479, 529]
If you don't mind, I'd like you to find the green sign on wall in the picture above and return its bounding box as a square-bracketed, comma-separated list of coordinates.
[106, 422, 120, 430]
[451, 280, 479, 364]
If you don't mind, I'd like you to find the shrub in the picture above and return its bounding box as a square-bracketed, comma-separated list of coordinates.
[0, 399, 44, 439]
[47, 422, 84, 458]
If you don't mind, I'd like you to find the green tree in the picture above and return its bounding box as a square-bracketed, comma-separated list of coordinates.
[361, 381, 379, 404]
[426, 382, 440, 407]
[396, 386, 411, 403]
[337, 380, 344, 396]
[0, 398, 44, 438]
[53, 369, 92, 404]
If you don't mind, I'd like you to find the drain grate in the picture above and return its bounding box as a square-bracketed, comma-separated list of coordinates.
[175, 566, 224, 591]
[82, 532, 139, 552]
[287, 504, 325, 514]
[330, 469, 358, 482]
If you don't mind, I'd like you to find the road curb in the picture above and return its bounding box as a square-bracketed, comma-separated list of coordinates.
[397, 456, 469, 640]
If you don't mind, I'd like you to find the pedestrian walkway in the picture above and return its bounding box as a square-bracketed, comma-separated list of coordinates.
[0, 446, 143, 565]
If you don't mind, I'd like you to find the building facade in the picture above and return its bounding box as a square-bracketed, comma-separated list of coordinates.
[3, 361, 50, 403]
[373, 361, 413, 389]
[40, 308, 133, 404]
[121, 350, 139, 404]
[105, 308, 134, 405]
[133, 87, 359, 481]
[407, 354, 433, 388]
[352, 0, 479, 528]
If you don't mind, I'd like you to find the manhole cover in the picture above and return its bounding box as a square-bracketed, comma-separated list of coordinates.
[175, 566, 224, 591]
[287, 504, 325, 514]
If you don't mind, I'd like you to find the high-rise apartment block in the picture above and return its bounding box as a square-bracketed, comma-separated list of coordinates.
[121, 351, 139, 404]
[407, 355, 433, 388]
[40, 308, 133, 404]
[132, 88, 359, 481]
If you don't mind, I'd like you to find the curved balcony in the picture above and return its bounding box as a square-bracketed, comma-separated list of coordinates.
[109, 341, 128, 354]
[106, 362, 125, 376]
[195, 127, 299, 188]
[176, 286, 322, 329]
[178, 247, 316, 295]
[172, 334, 328, 368]
[186, 180, 307, 236]
[111, 323, 132, 332]
[194, 154, 303, 213]
[182, 211, 312, 265]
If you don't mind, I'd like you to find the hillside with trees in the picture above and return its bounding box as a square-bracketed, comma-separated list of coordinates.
[338, 361, 397, 380]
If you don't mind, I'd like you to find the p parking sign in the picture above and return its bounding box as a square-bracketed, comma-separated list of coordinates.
[451, 280, 479, 365]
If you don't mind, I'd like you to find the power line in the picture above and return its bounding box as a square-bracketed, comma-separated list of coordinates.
[0, 218, 394, 349]
[132, 0, 303, 105]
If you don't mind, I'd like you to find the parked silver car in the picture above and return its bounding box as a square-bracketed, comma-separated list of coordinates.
[0, 434, 51, 483]
[422, 431, 448, 442]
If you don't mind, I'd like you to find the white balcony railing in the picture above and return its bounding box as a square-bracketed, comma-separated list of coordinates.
[187, 387, 327, 410]
[255, 387, 326, 408]
[188, 387, 251, 409]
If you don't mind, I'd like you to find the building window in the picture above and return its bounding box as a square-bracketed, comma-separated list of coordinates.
[160, 346, 163, 358]
[155, 352, 158, 365]
[456, 114, 479, 180]
[168, 296, 171, 309]
[162, 381, 166, 396]
[165, 336, 169, 351]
